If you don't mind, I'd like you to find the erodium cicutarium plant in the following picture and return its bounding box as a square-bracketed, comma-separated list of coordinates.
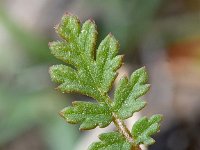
[49, 13, 163, 150]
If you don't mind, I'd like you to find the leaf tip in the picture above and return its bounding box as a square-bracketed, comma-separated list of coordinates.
[59, 107, 67, 118]
[155, 114, 164, 122]
[63, 12, 73, 16]
[48, 41, 52, 47]
[48, 41, 55, 50]
[87, 18, 95, 24]
[108, 32, 113, 36]
[54, 23, 59, 31]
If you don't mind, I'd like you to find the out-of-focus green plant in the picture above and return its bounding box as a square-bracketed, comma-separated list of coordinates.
[0, 7, 52, 64]
[80, 0, 162, 52]
[0, 8, 77, 150]
[49, 13, 162, 150]
[0, 88, 77, 150]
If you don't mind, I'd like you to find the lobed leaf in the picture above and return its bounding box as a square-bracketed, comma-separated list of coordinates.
[60, 101, 112, 130]
[49, 13, 163, 149]
[89, 132, 132, 150]
[49, 14, 122, 102]
[131, 114, 163, 146]
[112, 67, 150, 119]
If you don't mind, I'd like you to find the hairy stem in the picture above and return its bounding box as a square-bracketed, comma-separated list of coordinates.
[104, 96, 141, 150]
[112, 114, 141, 150]
[112, 113, 133, 142]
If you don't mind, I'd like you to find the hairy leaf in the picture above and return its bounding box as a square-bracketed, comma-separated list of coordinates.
[60, 101, 112, 130]
[89, 132, 132, 150]
[131, 114, 162, 146]
[112, 67, 150, 119]
[49, 13, 163, 150]
[49, 13, 122, 102]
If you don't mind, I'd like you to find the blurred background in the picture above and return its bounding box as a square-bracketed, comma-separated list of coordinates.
[0, 0, 200, 150]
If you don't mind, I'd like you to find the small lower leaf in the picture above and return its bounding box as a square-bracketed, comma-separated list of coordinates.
[60, 101, 112, 130]
[112, 67, 150, 120]
[89, 132, 132, 150]
[131, 114, 163, 146]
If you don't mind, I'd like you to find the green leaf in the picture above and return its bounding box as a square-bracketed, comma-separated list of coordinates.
[60, 101, 112, 130]
[49, 13, 122, 102]
[89, 132, 132, 150]
[112, 67, 150, 119]
[131, 114, 163, 146]
[49, 13, 163, 149]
